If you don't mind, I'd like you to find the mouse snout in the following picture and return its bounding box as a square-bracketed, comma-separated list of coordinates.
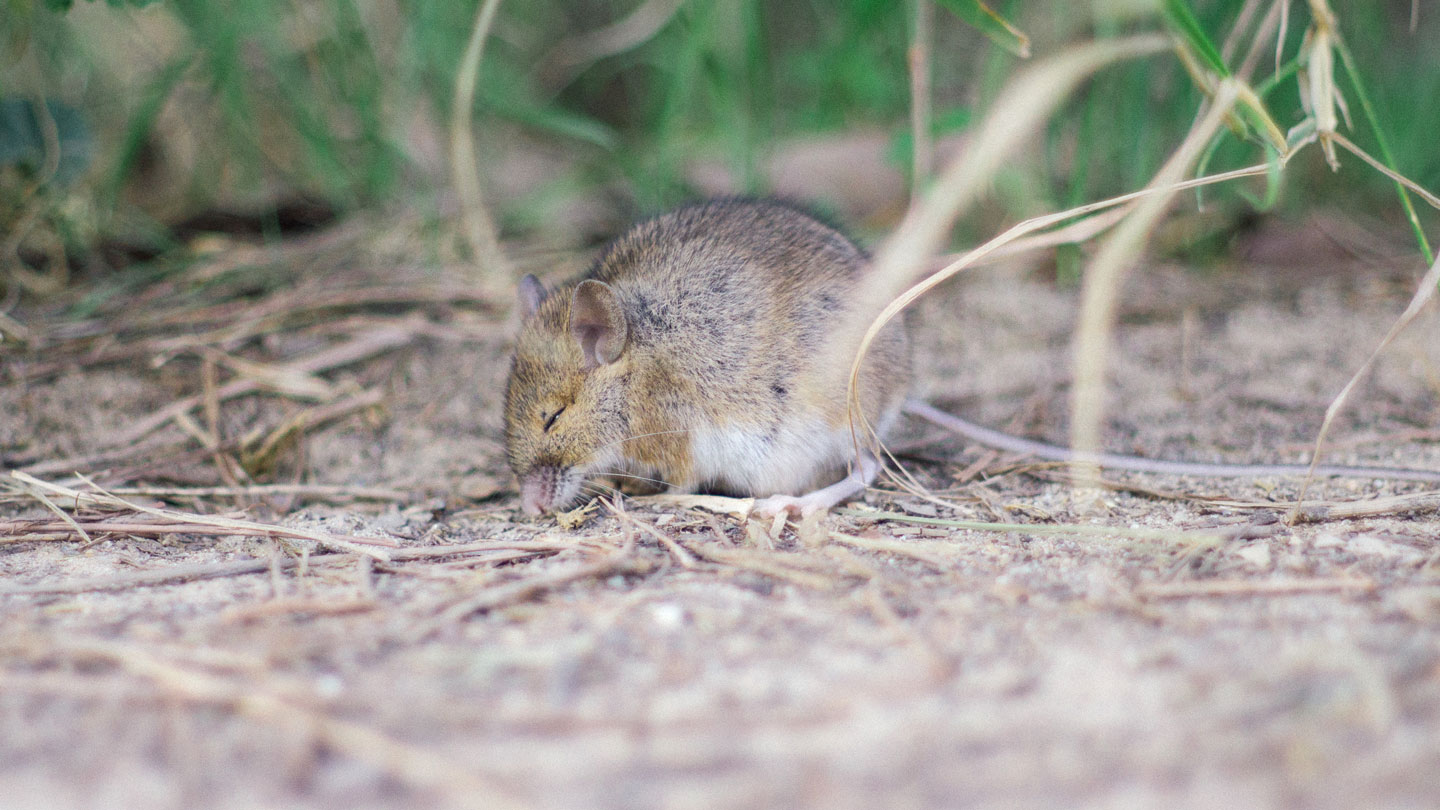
[520, 473, 552, 515]
[519, 465, 568, 515]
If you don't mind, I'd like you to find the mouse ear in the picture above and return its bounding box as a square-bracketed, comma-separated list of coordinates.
[517, 274, 546, 320]
[569, 279, 627, 369]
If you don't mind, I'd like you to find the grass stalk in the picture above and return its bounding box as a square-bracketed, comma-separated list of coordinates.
[908, 0, 935, 202]
[1288, 251, 1440, 520]
[1069, 80, 1242, 483]
[836, 508, 1226, 546]
[449, 0, 512, 283]
[1333, 38, 1434, 264]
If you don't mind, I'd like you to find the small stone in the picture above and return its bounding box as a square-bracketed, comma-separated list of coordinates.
[1347, 534, 1423, 562]
[650, 602, 685, 629]
[1235, 544, 1272, 570]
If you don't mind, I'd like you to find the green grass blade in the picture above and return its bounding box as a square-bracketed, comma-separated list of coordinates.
[1333, 39, 1434, 265]
[99, 55, 193, 216]
[1162, 0, 1229, 77]
[933, 0, 1030, 58]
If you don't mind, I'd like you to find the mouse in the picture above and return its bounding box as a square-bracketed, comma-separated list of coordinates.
[503, 198, 912, 517]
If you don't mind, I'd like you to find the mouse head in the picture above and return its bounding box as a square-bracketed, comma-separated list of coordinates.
[504, 274, 634, 515]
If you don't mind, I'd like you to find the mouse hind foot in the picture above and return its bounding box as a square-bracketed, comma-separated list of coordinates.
[752, 451, 881, 518]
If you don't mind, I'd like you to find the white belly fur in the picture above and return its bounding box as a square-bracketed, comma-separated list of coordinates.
[688, 418, 865, 496]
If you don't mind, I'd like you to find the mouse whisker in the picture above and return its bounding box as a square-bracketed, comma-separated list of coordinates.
[597, 428, 693, 453]
[597, 470, 674, 488]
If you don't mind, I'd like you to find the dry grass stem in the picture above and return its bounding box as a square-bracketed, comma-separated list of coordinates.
[863, 35, 1170, 313]
[908, 0, 934, 202]
[608, 506, 698, 568]
[13, 433, 191, 477]
[7, 284, 489, 385]
[1135, 576, 1376, 599]
[1288, 252, 1440, 521]
[837, 508, 1227, 547]
[425, 552, 647, 632]
[1220, 0, 1268, 64]
[450, 0, 512, 284]
[239, 388, 386, 476]
[684, 545, 840, 590]
[1236, 0, 1286, 80]
[13, 474, 95, 546]
[940, 204, 1135, 267]
[827, 531, 950, 569]
[1328, 132, 1440, 209]
[109, 324, 415, 447]
[0, 556, 297, 596]
[394, 538, 608, 559]
[642, 493, 756, 518]
[849, 158, 1274, 495]
[539, 0, 684, 90]
[219, 597, 378, 624]
[0, 517, 401, 547]
[94, 483, 409, 502]
[1070, 80, 1243, 484]
[8, 472, 398, 558]
[1292, 491, 1440, 522]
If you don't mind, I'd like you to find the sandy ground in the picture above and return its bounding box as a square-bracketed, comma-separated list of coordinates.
[1, 215, 1439, 810]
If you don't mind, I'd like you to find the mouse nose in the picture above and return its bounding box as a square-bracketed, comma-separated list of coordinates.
[520, 469, 554, 515]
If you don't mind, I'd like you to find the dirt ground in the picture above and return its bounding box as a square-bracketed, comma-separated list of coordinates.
[2, 213, 1439, 810]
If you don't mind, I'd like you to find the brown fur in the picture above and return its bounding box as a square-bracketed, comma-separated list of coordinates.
[504, 198, 911, 511]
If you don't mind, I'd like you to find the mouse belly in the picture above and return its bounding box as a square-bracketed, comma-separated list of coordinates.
[687, 419, 859, 496]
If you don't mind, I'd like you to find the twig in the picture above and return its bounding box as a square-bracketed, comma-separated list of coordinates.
[0, 539, 593, 595]
[1289, 251, 1440, 521]
[237, 388, 386, 475]
[219, 597, 377, 624]
[0, 517, 399, 547]
[1135, 576, 1376, 599]
[424, 552, 648, 633]
[107, 325, 416, 447]
[1291, 491, 1440, 522]
[0, 557, 295, 596]
[12, 474, 94, 545]
[683, 545, 839, 590]
[837, 507, 1227, 546]
[607, 504, 697, 568]
[9, 472, 397, 559]
[83, 483, 409, 502]
[147, 285, 497, 335]
[8, 287, 496, 385]
[388, 538, 599, 560]
[12, 433, 187, 476]
[201, 352, 245, 491]
[827, 531, 949, 569]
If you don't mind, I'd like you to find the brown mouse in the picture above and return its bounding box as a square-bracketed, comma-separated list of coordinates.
[503, 198, 912, 517]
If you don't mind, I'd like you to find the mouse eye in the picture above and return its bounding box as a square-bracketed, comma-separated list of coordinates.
[542, 406, 566, 432]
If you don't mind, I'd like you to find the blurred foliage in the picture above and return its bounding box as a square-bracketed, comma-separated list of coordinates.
[1, 0, 1437, 282]
[0, 98, 91, 184]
